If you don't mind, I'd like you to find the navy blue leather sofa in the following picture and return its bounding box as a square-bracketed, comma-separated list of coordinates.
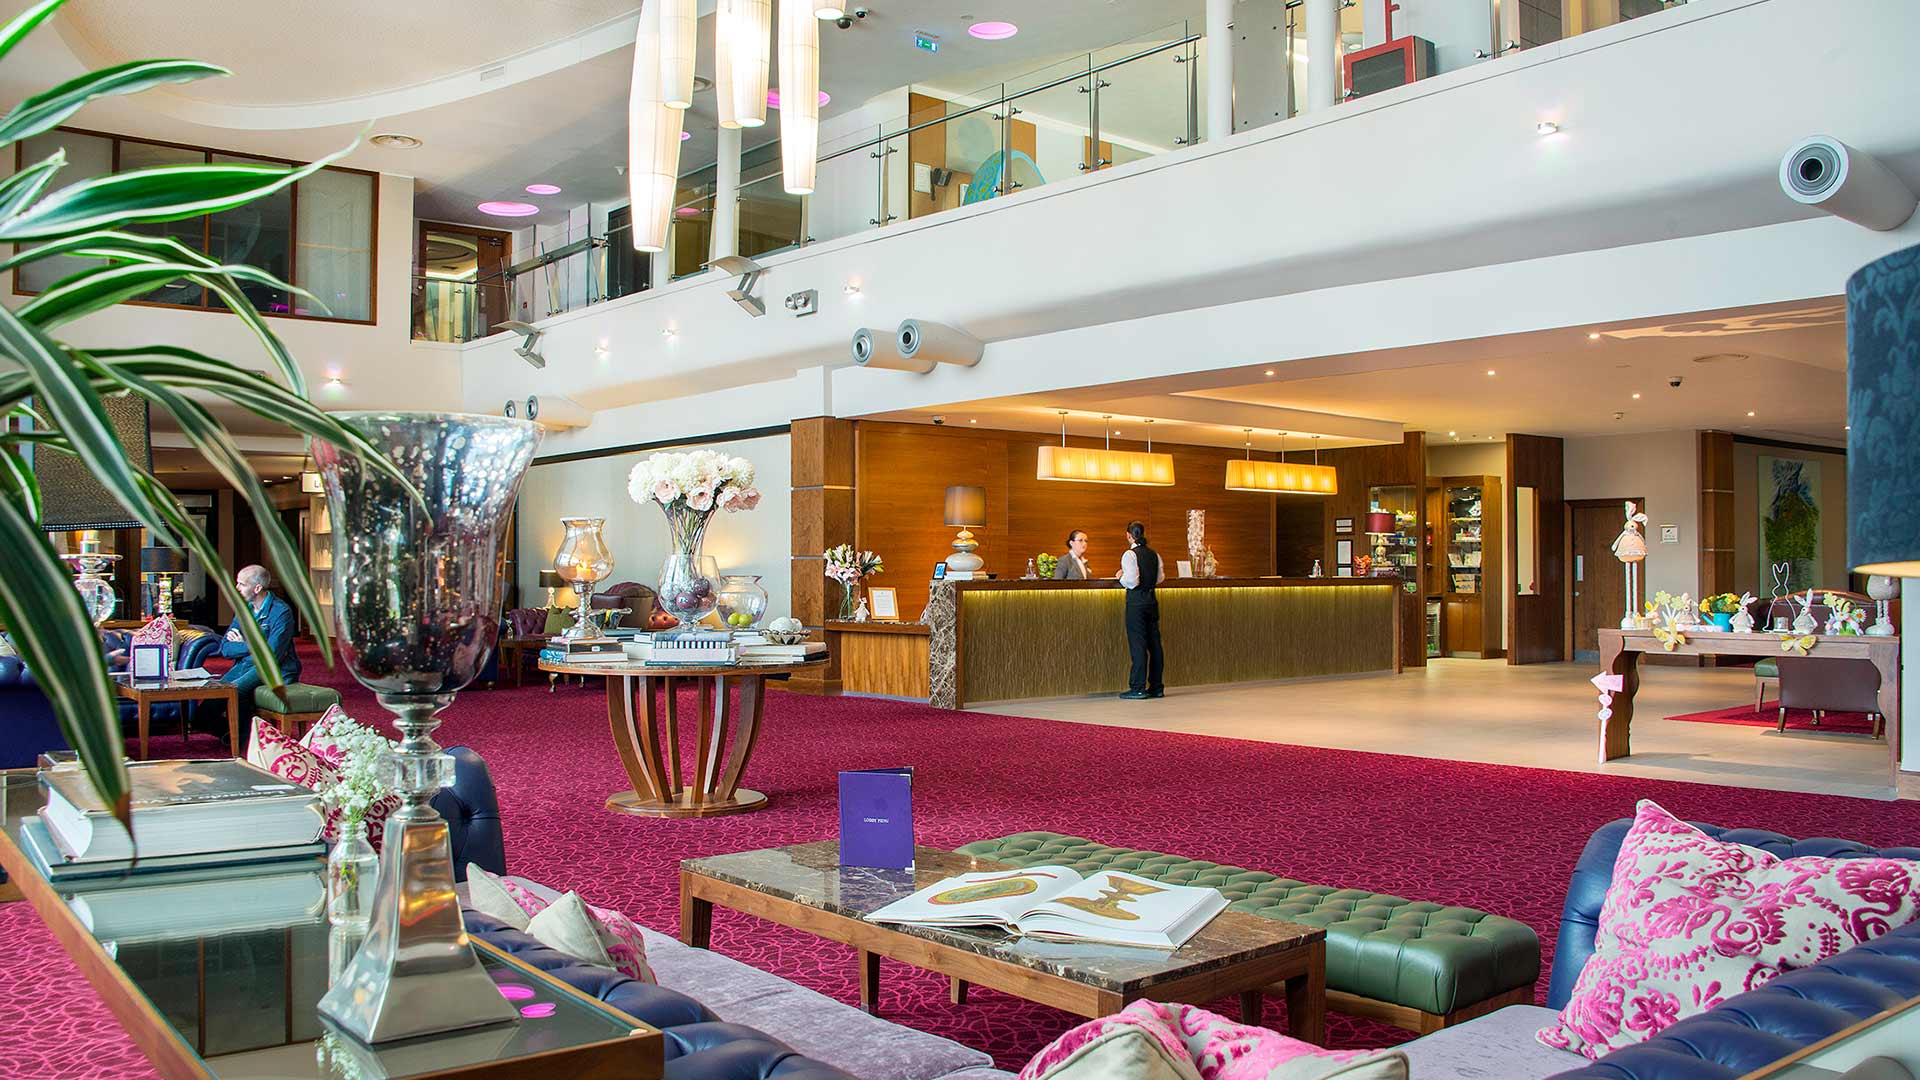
[441, 746, 858, 1080]
[1, 627, 224, 767]
[1545, 820, 1920, 1079]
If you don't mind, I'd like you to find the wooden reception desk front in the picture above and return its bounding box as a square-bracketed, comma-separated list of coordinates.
[838, 577, 1404, 709]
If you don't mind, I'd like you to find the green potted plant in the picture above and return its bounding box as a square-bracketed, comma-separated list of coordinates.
[0, 0, 410, 836]
[1699, 592, 1742, 631]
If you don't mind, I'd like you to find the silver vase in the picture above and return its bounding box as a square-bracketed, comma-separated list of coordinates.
[312, 412, 540, 1044]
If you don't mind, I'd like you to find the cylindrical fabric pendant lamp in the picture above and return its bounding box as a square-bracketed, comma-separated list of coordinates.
[715, 0, 740, 129]
[1846, 241, 1920, 576]
[778, 0, 819, 194]
[813, 0, 846, 19]
[659, 0, 698, 109]
[734, 0, 771, 128]
[629, 2, 684, 252]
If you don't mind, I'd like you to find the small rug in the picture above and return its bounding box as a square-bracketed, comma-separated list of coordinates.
[1667, 704, 1878, 734]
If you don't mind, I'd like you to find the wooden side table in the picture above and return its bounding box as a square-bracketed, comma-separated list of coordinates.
[538, 658, 825, 818]
[114, 678, 239, 760]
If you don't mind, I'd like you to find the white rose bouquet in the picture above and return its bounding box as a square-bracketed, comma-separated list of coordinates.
[627, 449, 762, 552]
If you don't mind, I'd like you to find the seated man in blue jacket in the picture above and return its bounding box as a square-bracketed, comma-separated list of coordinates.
[218, 564, 301, 721]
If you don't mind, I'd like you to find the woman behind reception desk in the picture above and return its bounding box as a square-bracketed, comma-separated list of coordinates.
[1053, 530, 1091, 579]
[1118, 521, 1166, 699]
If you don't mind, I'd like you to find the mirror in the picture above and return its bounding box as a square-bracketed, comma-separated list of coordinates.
[1515, 485, 1539, 596]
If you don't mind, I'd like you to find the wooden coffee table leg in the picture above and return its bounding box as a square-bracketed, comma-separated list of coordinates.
[1239, 989, 1264, 1025]
[949, 976, 968, 1005]
[662, 676, 682, 797]
[679, 872, 712, 948]
[137, 699, 150, 761]
[859, 950, 881, 1014]
[1284, 941, 1327, 1045]
[224, 688, 239, 753]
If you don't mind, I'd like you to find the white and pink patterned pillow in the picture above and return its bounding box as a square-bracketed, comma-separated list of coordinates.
[464, 866, 655, 984]
[129, 616, 175, 655]
[1539, 800, 1920, 1060]
[300, 704, 359, 768]
[466, 865, 553, 930]
[245, 718, 340, 790]
[319, 791, 404, 853]
[1021, 1000, 1404, 1080]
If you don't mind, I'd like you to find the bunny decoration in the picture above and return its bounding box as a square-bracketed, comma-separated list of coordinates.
[1611, 501, 1649, 629]
[1728, 592, 1757, 633]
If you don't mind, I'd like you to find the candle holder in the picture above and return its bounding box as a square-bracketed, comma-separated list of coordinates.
[313, 413, 539, 1044]
[553, 517, 614, 638]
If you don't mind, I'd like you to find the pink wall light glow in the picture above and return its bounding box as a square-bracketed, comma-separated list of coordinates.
[968, 21, 1018, 40]
[477, 201, 540, 217]
[524, 183, 562, 195]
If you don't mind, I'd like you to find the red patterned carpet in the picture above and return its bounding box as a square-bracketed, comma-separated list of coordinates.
[1667, 703, 1879, 734]
[6, 641, 1919, 1077]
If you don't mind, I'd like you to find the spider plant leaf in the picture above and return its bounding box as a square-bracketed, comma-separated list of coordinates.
[17, 260, 243, 328]
[0, 59, 228, 146]
[0, 230, 313, 306]
[0, 145, 350, 241]
[0, 494, 130, 836]
[0, 305, 167, 538]
[0, 444, 40, 521]
[0, 0, 66, 70]
[0, 149, 63, 220]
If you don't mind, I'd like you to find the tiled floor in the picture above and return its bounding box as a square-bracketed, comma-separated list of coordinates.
[969, 659, 1915, 801]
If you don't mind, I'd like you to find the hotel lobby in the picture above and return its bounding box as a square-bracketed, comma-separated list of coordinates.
[2, 1, 1919, 1079]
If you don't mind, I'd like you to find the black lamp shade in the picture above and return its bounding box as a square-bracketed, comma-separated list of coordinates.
[140, 546, 187, 575]
[944, 485, 986, 527]
[1846, 242, 1920, 576]
[538, 570, 566, 589]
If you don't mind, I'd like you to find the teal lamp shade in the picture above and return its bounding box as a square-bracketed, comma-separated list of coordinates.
[1846, 242, 1920, 576]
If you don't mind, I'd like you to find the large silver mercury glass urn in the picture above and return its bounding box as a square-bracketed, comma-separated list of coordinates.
[313, 413, 540, 1043]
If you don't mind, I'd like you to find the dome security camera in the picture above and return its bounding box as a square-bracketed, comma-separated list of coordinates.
[931, 415, 946, 425]
[1667, 375, 1684, 389]
[853, 6, 869, 16]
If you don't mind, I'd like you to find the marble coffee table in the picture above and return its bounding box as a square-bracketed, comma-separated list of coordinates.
[679, 840, 1328, 1042]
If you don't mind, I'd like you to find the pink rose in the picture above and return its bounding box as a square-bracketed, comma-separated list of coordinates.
[652, 479, 677, 505]
[737, 487, 760, 511]
[688, 488, 714, 512]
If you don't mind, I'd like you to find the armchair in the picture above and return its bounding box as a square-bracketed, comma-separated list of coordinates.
[590, 581, 656, 629]
[1774, 655, 1885, 737]
[1744, 590, 1897, 712]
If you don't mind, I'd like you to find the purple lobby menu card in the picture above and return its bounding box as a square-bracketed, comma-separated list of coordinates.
[839, 768, 913, 870]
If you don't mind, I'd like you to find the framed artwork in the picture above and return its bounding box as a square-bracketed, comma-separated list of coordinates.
[1334, 518, 1355, 534]
[131, 643, 168, 682]
[1758, 455, 1821, 591]
[1335, 539, 1353, 566]
[868, 587, 899, 620]
[1175, 560, 1194, 578]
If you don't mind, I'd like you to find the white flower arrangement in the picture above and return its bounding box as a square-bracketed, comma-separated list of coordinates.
[320, 716, 394, 829]
[626, 449, 761, 515]
[824, 544, 883, 585]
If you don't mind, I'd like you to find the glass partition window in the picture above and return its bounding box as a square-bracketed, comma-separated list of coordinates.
[12, 128, 376, 323]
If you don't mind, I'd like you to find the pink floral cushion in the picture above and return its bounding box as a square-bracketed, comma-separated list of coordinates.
[129, 616, 174, 654]
[300, 704, 359, 768]
[1022, 1001, 1404, 1080]
[319, 791, 404, 853]
[245, 718, 340, 790]
[465, 865, 554, 930]
[465, 867, 654, 984]
[1539, 800, 1920, 1059]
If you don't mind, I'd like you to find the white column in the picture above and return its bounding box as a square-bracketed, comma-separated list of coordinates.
[1305, 0, 1340, 112]
[1205, 0, 1234, 142]
[649, 250, 668, 290]
[710, 126, 741, 262]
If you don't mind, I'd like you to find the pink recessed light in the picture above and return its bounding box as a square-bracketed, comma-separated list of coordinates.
[524, 183, 561, 195]
[680, 130, 691, 141]
[674, 206, 701, 217]
[766, 89, 830, 109]
[477, 200, 540, 217]
[968, 21, 1019, 40]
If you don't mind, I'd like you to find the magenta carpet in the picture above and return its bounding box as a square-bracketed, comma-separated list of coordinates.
[6, 643, 1920, 1077]
[1667, 703, 1879, 734]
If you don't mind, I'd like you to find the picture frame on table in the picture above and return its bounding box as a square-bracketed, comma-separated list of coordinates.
[130, 643, 169, 683]
[1176, 560, 1194, 578]
[868, 587, 899, 621]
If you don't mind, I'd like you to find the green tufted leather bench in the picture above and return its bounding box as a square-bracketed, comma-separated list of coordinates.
[255, 683, 342, 737]
[957, 832, 1540, 1033]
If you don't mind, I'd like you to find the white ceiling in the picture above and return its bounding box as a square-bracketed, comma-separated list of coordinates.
[863, 301, 1852, 450]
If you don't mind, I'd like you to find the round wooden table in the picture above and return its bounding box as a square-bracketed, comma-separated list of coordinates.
[537, 658, 825, 818]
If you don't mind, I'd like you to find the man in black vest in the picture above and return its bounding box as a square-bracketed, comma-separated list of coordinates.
[1117, 520, 1165, 699]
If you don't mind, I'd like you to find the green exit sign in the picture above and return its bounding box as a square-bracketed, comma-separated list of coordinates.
[913, 30, 940, 53]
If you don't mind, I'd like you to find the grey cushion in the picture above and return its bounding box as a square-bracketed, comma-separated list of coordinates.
[1395, 1005, 1575, 1080]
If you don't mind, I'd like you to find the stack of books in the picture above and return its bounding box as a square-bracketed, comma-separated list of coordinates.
[537, 636, 629, 666]
[25, 759, 324, 880]
[645, 631, 739, 666]
[738, 639, 827, 664]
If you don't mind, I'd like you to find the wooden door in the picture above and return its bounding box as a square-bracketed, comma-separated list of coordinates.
[1569, 499, 1635, 657]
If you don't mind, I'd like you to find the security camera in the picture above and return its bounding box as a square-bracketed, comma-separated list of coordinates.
[835, 16, 851, 28]
[852, 6, 868, 16]
[1667, 375, 1684, 389]
[931, 415, 946, 426]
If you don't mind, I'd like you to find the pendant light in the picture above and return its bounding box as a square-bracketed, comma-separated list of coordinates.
[1036, 412, 1177, 487]
[733, 0, 771, 128]
[715, 0, 740, 128]
[628, 1, 684, 252]
[778, 0, 820, 194]
[659, 0, 698, 109]
[814, 1, 847, 17]
[1224, 430, 1338, 495]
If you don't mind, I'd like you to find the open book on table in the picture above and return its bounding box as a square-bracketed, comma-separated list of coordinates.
[866, 866, 1227, 950]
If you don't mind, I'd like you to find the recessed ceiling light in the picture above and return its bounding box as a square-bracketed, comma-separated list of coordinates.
[1486, 369, 1496, 376]
[525, 183, 561, 195]
[1747, 410, 1756, 417]
[767, 89, 831, 109]
[1264, 369, 1275, 376]
[679, 130, 691, 141]
[969, 418, 977, 423]
[1631, 392, 1641, 399]
[674, 206, 702, 217]
[370, 133, 421, 148]
[1587, 332, 1601, 340]
[478, 200, 540, 217]
[969, 21, 1019, 40]
[1535, 120, 1560, 135]
[1447, 430, 1457, 436]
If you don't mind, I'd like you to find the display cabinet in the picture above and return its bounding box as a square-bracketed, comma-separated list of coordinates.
[307, 495, 334, 639]
[1367, 484, 1428, 666]
[1427, 476, 1503, 658]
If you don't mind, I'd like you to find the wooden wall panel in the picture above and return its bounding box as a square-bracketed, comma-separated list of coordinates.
[1507, 433, 1567, 664]
[852, 421, 1278, 620]
[1316, 432, 1428, 666]
[1697, 430, 1736, 599]
[789, 417, 856, 692]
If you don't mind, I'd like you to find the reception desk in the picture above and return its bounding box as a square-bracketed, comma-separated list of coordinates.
[924, 577, 1404, 709]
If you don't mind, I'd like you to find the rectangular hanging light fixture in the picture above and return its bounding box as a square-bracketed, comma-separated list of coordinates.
[778, 0, 820, 194]
[715, 0, 740, 128]
[659, 0, 698, 108]
[1224, 430, 1337, 495]
[734, 0, 771, 127]
[628, 0, 683, 252]
[1035, 413, 1176, 487]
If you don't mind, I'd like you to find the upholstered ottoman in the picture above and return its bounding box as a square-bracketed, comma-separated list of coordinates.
[255, 683, 342, 736]
[958, 832, 1539, 1034]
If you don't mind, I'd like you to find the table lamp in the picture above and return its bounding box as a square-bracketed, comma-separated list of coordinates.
[1364, 511, 1396, 574]
[1846, 241, 1920, 580]
[943, 485, 986, 575]
[140, 546, 187, 618]
[538, 570, 566, 608]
